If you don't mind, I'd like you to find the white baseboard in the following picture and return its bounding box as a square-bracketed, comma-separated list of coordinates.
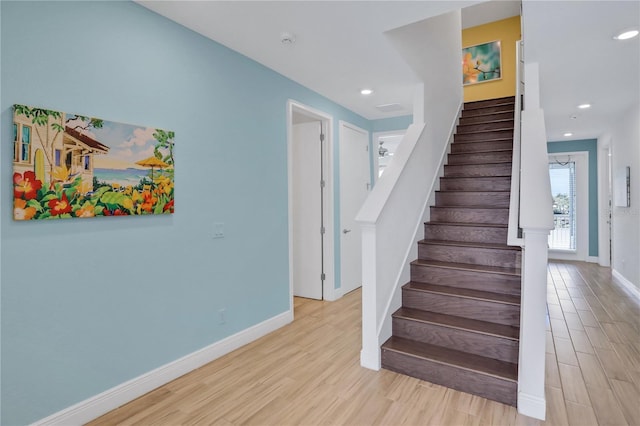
[612, 269, 640, 300]
[324, 285, 344, 302]
[360, 348, 381, 371]
[32, 309, 293, 426]
[587, 256, 599, 263]
[517, 392, 546, 420]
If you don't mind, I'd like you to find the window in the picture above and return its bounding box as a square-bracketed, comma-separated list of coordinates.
[84, 155, 91, 171]
[21, 125, 31, 162]
[55, 149, 62, 167]
[549, 160, 576, 250]
[13, 123, 18, 161]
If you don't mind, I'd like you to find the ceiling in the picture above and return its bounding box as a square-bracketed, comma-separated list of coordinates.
[138, 1, 639, 141]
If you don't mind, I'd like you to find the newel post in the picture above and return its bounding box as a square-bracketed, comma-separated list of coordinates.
[360, 223, 380, 370]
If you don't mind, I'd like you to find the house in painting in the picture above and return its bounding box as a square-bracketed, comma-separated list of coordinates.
[13, 109, 109, 189]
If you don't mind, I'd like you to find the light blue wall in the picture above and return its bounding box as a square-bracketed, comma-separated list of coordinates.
[0, 2, 371, 424]
[547, 139, 599, 257]
[371, 115, 413, 132]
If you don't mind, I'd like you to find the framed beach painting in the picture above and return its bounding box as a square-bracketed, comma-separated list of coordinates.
[12, 104, 174, 220]
[462, 40, 502, 85]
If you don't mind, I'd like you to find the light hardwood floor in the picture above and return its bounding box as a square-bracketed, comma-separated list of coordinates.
[89, 261, 639, 425]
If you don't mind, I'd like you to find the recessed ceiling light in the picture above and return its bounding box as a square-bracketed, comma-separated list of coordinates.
[360, 89, 373, 95]
[614, 29, 639, 40]
[577, 103, 591, 109]
[564, 132, 573, 137]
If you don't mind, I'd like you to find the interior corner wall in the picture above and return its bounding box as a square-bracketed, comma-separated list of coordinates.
[371, 115, 413, 133]
[547, 139, 599, 258]
[610, 104, 640, 288]
[0, 2, 370, 424]
[462, 16, 521, 103]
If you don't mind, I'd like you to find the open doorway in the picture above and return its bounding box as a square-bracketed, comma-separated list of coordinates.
[287, 101, 334, 307]
[373, 131, 405, 183]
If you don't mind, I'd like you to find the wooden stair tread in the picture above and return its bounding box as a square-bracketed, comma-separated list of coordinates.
[426, 221, 508, 229]
[431, 206, 509, 210]
[449, 148, 513, 154]
[453, 137, 513, 143]
[436, 190, 511, 193]
[456, 127, 514, 135]
[445, 161, 513, 167]
[464, 97, 515, 108]
[457, 118, 514, 127]
[382, 336, 518, 381]
[404, 281, 521, 306]
[411, 259, 521, 276]
[419, 239, 521, 251]
[394, 307, 520, 340]
[432, 204, 512, 209]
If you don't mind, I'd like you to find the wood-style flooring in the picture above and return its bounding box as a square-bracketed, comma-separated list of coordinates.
[89, 261, 639, 425]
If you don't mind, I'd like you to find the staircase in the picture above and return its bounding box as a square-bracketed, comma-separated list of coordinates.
[381, 96, 521, 407]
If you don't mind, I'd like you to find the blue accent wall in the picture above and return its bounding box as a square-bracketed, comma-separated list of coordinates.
[372, 115, 413, 132]
[547, 139, 599, 257]
[0, 2, 371, 424]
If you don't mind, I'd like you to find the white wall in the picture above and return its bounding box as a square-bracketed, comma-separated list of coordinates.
[609, 103, 640, 289]
[358, 10, 463, 370]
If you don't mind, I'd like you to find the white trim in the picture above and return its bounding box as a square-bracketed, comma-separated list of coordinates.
[597, 142, 611, 267]
[518, 391, 546, 420]
[31, 310, 293, 426]
[376, 103, 461, 342]
[286, 100, 335, 304]
[612, 269, 640, 300]
[547, 151, 589, 261]
[586, 256, 599, 264]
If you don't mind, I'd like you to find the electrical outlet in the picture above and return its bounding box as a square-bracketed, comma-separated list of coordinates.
[218, 308, 226, 325]
[213, 223, 225, 239]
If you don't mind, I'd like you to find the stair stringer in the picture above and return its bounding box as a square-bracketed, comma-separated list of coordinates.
[357, 102, 462, 370]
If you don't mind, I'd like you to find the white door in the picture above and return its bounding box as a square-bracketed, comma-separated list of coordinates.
[292, 120, 323, 299]
[340, 122, 370, 294]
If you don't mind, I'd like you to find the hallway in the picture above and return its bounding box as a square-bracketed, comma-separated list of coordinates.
[90, 261, 639, 425]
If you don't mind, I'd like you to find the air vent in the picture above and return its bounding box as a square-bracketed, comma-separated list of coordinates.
[376, 103, 404, 113]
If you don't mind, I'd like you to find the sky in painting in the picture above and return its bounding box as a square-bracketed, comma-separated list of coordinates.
[68, 115, 161, 170]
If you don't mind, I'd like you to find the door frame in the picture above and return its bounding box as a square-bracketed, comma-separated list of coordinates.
[372, 130, 406, 185]
[286, 100, 336, 311]
[548, 151, 589, 262]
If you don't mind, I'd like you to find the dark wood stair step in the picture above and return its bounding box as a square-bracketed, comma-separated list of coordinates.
[451, 140, 514, 154]
[461, 103, 515, 117]
[381, 336, 518, 406]
[402, 282, 521, 326]
[410, 258, 521, 295]
[439, 176, 511, 192]
[463, 96, 515, 110]
[404, 281, 520, 306]
[435, 190, 510, 207]
[455, 129, 513, 143]
[418, 239, 521, 269]
[444, 163, 512, 178]
[411, 258, 521, 277]
[429, 206, 510, 225]
[424, 222, 507, 244]
[394, 307, 519, 340]
[392, 307, 520, 363]
[457, 120, 514, 134]
[459, 112, 514, 126]
[447, 150, 513, 165]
